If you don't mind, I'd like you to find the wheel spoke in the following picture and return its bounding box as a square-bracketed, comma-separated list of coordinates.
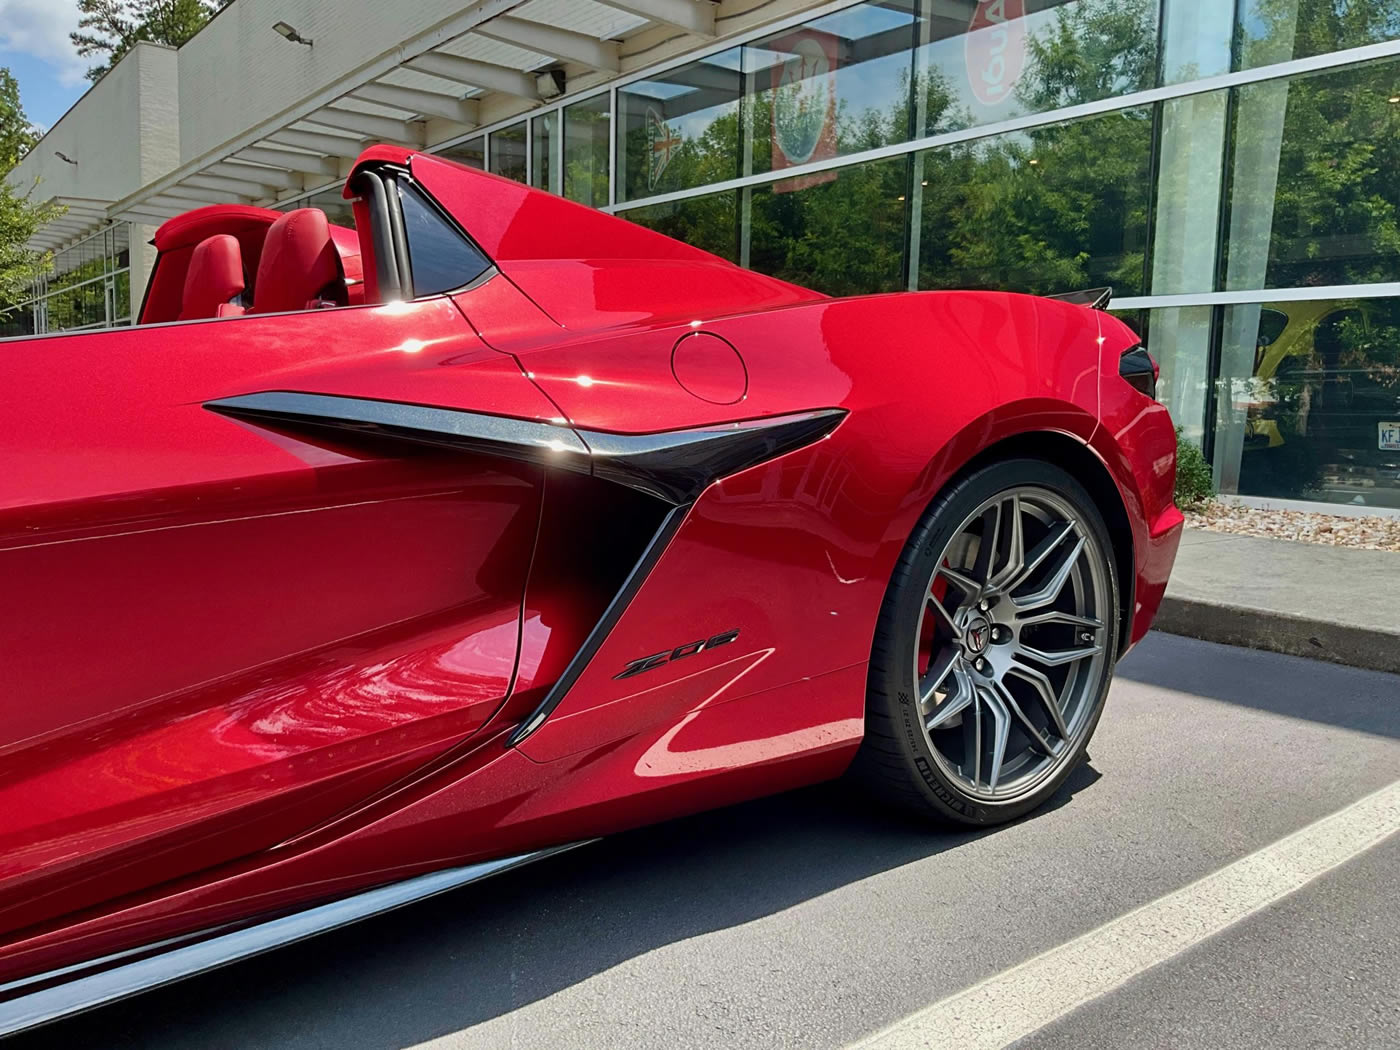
[926, 591, 959, 637]
[1017, 639, 1103, 668]
[926, 665, 973, 729]
[969, 687, 983, 787]
[987, 495, 1024, 593]
[1003, 521, 1073, 594]
[977, 684, 1011, 791]
[937, 563, 982, 600]
[971, 502, 1001, 585]
[990, 677, 1058, 756]
[1017, 610, 1104, 630]
[920, 646, 959, 707]
[1004, 661, 1070, 741]
[1010, 532, 1086, 610]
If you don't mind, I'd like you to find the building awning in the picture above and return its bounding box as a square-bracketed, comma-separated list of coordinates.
[27, 197, 116, 253]
[102, 0, 727, 229]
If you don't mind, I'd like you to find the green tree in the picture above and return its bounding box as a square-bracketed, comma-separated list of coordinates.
[1237, 0, 1400, 68]
[72, 0, 232, 82]
[0, 68, 63, 320]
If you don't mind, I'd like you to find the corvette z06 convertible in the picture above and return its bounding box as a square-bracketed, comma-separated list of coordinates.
[0, 146, 1182, 1033]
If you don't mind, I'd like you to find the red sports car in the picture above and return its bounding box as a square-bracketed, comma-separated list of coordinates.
[0, 146, 1182, 1034]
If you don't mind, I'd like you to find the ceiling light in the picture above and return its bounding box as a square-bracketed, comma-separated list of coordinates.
[273, 21, 313, 47]
[537, 69, 566, 100]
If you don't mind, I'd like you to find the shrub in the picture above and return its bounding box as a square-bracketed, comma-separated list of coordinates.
[1175, 427, 1215, 508]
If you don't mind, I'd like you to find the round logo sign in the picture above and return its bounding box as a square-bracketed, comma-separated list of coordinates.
[773, 36, 832, 166]
[965, 0, 1027, 108]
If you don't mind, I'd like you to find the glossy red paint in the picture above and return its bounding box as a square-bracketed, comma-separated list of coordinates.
[0, 147, 1180, 995]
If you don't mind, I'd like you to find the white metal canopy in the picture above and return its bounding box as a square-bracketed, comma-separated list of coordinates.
[95, 0, 735, 230]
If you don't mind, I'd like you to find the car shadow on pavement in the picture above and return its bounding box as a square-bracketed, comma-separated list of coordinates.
[13, 764, 1101, 1050]
[1117, 632, 1400, 741]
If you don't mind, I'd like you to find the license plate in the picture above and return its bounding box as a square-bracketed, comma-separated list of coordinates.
[1382, 422, 1400, 451]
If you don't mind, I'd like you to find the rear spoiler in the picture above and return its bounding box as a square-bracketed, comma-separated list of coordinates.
[1045, 286, 1112, 310]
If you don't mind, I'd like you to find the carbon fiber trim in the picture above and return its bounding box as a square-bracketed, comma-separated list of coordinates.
[577, 409, 845, 503]
[206, 392, 844, 506]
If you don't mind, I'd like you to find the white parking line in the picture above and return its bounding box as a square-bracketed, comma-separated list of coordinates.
[850, 777, 1400, 1050]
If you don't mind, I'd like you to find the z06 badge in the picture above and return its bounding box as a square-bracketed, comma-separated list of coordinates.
[614, 629, 741, 680]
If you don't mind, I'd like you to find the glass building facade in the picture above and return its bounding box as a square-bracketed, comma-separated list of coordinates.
[126, 1, 1400, 510]
[1, 224, 132, 338]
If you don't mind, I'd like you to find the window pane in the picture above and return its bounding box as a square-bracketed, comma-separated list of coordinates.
[617, 49, 742, 202]
[1161, 0, 1232, 83]
[748, 155, 908, 295]
[46, 281, 107, 332]
[1214, 296, 1400, 510]
[305, 186, 356, 228]
[0, 304, 38, 339]
[490, 121, 527, 183]
[50, 234, 106, 292]
[438, 136, 485, 170]
[1112, 305, 1214, 442]
[1224, 58, 1400, 290]
[1236, 0, 1400, 69]
[110, 223, 131, 273]
[920, 0, 1156, 137]
[564, 94, 610, 206]
[625, 191, 739, 262]
[113, 271, 132, 323]
[748, 2, 919, 176]
[917, 106, 1151, 296]
[531, 113, 554, 191]
[397, 185, 493, 296]
[1149, 91, 1228, 295]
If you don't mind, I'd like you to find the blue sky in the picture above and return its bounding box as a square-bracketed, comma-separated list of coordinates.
[0, 1, 90, 131]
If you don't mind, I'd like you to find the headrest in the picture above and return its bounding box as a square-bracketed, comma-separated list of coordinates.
[178, 235, 245, 321]
[252, 208, 343, 315]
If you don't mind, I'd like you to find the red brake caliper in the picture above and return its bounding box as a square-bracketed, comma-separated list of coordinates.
[918, 567, 951, 678]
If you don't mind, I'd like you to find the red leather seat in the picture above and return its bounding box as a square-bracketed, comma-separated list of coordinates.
[251, 208, 344, 315]
[178, 235, 246, 321]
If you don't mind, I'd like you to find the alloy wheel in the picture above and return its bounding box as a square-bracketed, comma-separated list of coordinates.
[913, 485, 1110, 802]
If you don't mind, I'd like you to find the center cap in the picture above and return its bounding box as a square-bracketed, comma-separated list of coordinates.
[964, 617, 991, 655]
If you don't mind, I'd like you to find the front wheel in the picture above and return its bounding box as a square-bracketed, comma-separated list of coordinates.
[854, 458, 1119, 826]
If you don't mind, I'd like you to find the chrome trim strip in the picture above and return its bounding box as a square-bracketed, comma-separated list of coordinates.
[206, 390, 594, 470]
[0, 842, 590, 1038]
[207, 392, 846, 506]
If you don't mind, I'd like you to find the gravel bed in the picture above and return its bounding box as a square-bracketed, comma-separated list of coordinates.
[1183, 501, 1400, 553]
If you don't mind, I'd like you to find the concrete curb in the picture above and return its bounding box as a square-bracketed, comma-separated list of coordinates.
[1154, 596, 1400, 676]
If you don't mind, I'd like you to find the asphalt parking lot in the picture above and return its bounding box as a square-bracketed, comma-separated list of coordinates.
[12, 633, 1400, 1050]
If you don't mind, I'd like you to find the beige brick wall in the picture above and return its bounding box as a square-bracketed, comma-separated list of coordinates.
[176, 0, 494, 165]
[8, 43, 178, 207]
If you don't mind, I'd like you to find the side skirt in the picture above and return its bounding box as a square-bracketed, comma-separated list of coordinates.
[0, 841, 591, 1038]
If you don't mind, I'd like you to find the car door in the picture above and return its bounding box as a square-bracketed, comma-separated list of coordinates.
[0, 296, 552, 938]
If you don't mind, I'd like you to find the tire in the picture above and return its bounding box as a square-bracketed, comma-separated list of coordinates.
[852, 457, 1120, 826]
